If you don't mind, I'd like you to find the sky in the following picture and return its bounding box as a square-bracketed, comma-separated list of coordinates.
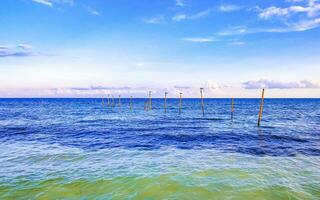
[0, 0, 320, 98]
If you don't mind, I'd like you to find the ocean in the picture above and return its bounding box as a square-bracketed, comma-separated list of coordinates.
[0, 98, 319, 199]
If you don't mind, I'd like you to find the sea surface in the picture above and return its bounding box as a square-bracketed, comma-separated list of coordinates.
[0, 98, 319, 199]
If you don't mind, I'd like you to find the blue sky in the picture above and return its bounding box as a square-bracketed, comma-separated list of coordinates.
[0, 0, 320, 97]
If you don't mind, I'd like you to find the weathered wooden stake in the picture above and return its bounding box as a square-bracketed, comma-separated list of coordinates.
[148, 91, 152, 110]
[102, 96, 105, 107]
[130, 96, 133, 111]
[200, 88, 204, 116]
[144, 101, 148, 111]
[118, 95, 121, 108]
[112, 95, 115, 107]
[179, 92, 182, 114]
[164, 92, 168, 113]
[258, 88, 265, 127]
[231, 98, 234, 120]
[107, 94, 110, 107]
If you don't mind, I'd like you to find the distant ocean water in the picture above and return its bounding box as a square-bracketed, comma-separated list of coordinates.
[0, 98, 319, 199]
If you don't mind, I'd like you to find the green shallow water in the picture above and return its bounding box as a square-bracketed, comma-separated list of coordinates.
[1, 142, 320, 199]
[1, 170, 319, 200]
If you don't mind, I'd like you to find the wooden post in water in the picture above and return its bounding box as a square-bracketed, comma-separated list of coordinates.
[148, 91, 152, 110]
[118, 95, 121, 108]
[231, 98, 234, 120]
[144, 101, 148, 111]
[112, 95, 115, 107]
[200, 88, 204, 117]
[258, 88, 265, 127]
[101, 96, 105, 107]
[164, 92, 168, 113]
[107, 94, 110, 107]
[130, 96, 133, 111]
[179, 92, 182, 115]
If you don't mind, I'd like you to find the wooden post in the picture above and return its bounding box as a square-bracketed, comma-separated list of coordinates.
[200, 88, 204, 117]
[179, 92, 182, 114]
[112, 95, 115, 107]
[144, 101, 148, 111]
[102, 96, 104, 107]
[130, 96, 133, 111]
[148, 91, 152, 110]
[164, 92, 168, 113]
[231, 98, 234, 120]
[118, 95, 121, 108]
[107, 94, 110, 107]
[258, 88, 265, 127]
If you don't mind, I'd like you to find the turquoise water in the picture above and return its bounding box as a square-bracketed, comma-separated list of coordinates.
[0, 98, 319, 199]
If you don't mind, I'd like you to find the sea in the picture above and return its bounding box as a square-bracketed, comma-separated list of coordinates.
[0, 98, 319, 199]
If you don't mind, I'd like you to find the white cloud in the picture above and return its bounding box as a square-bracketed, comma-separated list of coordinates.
[182, 37, 215, 43]
[290, 17, 320, 30]
[143, 16, 165, 24]
[31, 0, 74, 7]
[248, 0, 320, 33]
[174, 85, 191, 90]
[17, 43, 33, 50]
[206, 80, 220, 91]
[89, 8, 100, 16]
[175, 0, 185, 7]
[242, 79, 320, 89]
[259, 6, 312, 19]
[259, 0, 320, 19]
[172, 9, 211, 22]
[0, 44, 34, 58]
[218, 26, 248, 36]
[217, 17, 320, 35]
[32, 0, 53, 7]
[228, 41, 245, 45]
[219, 5, 241, 12]
[286, 0, 304, 2]
[172, 14, 187, 21]
[189, 9, 212, 19]
[259, 6, 290, 19]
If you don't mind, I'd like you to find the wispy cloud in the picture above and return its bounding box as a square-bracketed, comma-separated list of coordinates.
[32, 0, 53, 7]
[228, 41, 245, 45]
[259, 0, 320, 19]
[172, 14, 186, 22]
[216, 0, 320, 36]
[259, 6, 309, 19]
[0, 44, 34, 58]
[175, 0, 185, 7]
[172, 9, 212, 22]
[88, 8, 100, 16]
[204, 81, 233, 94]
[31, 0, 74, 7]
[285, 0, 305, 2]
[134, 61, 176, 67]
[219, 5, 241, 12]
[218, 26, 248, 36]
[242, 79, 320, 89]
[70, 86, 132, 91]
[289, 17, 320, 30]
[17, 43, 33, 50]
[143, 15, 165, 24]
[174, 85, 191, 90]
[218, 17, 320, 35]
[182, 37, 216, 43]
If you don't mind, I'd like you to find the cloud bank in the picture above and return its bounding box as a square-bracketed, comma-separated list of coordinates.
[0, 44, 34, 58]
[242, 79, 320, 89]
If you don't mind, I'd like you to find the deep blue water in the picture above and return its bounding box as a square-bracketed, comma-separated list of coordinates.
[0, 98, 319, 156]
